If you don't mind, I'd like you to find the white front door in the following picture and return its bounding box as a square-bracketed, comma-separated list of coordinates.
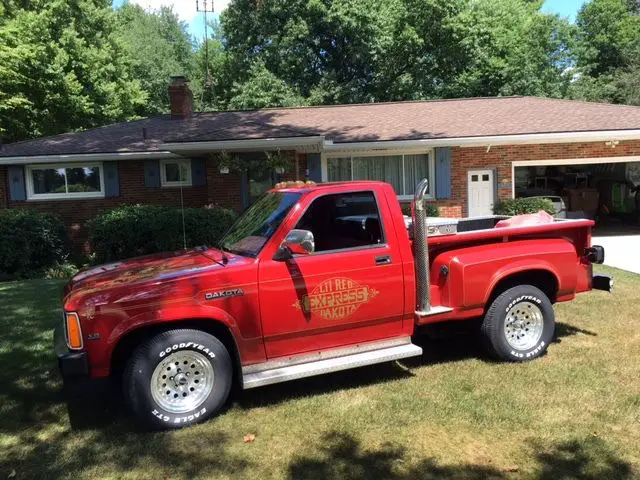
[468, 169, 495, 217]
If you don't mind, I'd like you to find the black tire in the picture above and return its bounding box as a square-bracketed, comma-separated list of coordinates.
[123, 329, 232, 430]
[481, 285, 555, 362]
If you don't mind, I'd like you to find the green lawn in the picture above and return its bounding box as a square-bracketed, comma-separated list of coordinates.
[1, 266, 638, 479]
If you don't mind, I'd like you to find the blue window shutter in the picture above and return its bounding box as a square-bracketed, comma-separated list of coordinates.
[191, 158, 206, 186]
[307, 153, 322, 182]
[103, 161, 119, 197]
[435, 147, 452, 200]
[240, 170, 249, 209]
[8, 166, 26, 201]
[144, 159, 160, 187]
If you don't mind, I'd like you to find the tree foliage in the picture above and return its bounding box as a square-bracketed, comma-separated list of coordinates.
[114, 3, 196, 116]
[1, 0, 639, 145]
[0, 0, 145, 143]
[571, 0, 640, 104]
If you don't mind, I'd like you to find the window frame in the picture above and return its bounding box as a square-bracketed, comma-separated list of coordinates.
[291, 189, 388, 256]
[25, 162, 105, 201]
[160, 158, 192, 188]
[322, 149, 436, 200]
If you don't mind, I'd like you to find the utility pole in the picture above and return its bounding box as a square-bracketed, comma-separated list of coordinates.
[196, 0, 215, 89]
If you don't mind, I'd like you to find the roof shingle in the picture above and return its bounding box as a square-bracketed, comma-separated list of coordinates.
[2, 96, 640, 157]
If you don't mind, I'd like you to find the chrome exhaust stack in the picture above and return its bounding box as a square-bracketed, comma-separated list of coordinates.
[413, 179, 431, 315]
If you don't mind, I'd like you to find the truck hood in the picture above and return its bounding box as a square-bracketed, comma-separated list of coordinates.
[65, 248, 236, 299]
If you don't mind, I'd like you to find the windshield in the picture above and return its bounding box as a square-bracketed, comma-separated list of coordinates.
[220, 191, 301, 257]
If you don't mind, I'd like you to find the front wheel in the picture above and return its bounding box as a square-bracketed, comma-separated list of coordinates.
[481, 285, 555, 362]
[123, 329, 232, 430]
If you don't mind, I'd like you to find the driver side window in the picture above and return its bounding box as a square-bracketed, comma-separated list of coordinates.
[295, 191, 384, 253]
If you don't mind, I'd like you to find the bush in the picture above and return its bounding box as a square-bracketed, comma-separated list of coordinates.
[493, 197, 556, 216]
[0, 210, 68, 279]
[400, 203, 440, 217]
[88, 205, 237, 262]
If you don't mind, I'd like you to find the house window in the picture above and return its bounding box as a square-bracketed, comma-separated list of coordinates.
[25, 163, 104, 200]
[326, 151, 434, 199]
[160, 159, 191, 187]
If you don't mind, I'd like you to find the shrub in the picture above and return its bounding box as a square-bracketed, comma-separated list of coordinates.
[400, 203, 440, 217]
[88, 205, 237, 262]
[493, 197, 556, 216]
[0, 210, 68, 279]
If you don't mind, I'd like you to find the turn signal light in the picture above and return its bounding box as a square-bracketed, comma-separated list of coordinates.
[65, 312, 83, 350]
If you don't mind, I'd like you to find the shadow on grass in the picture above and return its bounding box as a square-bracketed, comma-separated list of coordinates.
[287, 432, 634, 480]
[555, 322, 597, 339]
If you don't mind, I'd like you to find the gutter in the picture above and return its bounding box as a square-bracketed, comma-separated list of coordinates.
[161, 135, 325, 153]
[322, 129, 640, 152]
[0, 150, 182, 166]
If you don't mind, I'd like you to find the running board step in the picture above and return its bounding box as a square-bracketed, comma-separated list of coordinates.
[415, 305, 454, 317]
[242, 342, 423, 389]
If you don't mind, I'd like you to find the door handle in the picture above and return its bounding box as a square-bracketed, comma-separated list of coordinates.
[375, 255, 392, 265]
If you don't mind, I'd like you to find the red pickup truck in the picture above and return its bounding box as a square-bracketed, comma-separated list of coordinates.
[55, 179, 610, 429]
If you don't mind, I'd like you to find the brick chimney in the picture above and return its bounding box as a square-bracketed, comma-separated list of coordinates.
[168, 76, 193, 119]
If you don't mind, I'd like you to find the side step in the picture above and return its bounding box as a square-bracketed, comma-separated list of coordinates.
[242, 337, 423, 389]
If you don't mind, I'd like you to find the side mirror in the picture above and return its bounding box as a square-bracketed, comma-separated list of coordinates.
[274, 229, 315, 261]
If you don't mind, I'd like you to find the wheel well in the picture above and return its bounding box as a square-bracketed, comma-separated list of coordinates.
[486, 269, 558, 309]
[110, 319, 243, 390]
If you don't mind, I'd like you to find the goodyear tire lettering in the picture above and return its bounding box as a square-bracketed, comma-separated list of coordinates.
[159, 343, 216, 358]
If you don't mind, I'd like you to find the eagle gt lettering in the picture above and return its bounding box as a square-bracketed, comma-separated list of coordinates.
[205, 288, 244, 301]
[293, 277, 379, 320]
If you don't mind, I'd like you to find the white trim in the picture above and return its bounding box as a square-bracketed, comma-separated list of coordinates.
[323, 130, 640, 151]
[510, 155, 640, 198]
[162, 136, 325, 153]
[160, 158, 192, 187]
[0, 151, 181, 165]
[25, 162, 105, 200]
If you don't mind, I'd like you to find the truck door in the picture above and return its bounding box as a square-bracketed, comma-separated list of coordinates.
[258, 190, 405, 358]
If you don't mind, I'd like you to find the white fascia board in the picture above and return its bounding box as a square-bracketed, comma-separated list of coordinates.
[0, 150, 182, 165]
[512, 155, 640, 167]
[323, 130, 640, 152]
[162, 136, 325, 153]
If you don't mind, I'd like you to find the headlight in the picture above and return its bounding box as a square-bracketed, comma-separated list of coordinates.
[64, 312, 83, 350]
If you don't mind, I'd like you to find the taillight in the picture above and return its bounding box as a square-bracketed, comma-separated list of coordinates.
[65, 312, 83, 350]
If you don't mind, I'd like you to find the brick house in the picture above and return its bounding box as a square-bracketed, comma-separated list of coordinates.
[2, 77, 640, 250]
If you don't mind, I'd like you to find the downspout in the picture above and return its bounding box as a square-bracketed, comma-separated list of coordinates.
[413, 178, 430, 315]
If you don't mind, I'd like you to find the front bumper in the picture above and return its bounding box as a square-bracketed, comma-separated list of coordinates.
[54, 323, 89, 377]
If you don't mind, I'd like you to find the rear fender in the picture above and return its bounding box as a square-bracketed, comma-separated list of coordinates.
[434, 238, 577, 310]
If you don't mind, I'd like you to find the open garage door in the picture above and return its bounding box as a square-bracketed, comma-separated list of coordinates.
[512, 156, 640, 227]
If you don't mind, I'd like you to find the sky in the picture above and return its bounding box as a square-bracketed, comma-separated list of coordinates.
[112, 0, 587, 41]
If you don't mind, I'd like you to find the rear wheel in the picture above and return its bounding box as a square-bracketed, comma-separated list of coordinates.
[481, 285, 555, 362]
[123, 329, 232, 430]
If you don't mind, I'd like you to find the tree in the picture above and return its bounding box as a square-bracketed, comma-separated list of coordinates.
[448, 0, 575, 98]
[220, 0, 577, 106]
[571, 0, 640, 104]
[114, 3, 196, 116]
[227, 60, 306, 109]
[0, 0, 145, 143]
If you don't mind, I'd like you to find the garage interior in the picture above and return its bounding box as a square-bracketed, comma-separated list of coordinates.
[514, 160, 640, 228]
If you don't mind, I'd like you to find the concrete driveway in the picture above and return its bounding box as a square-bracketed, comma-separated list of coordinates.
[592, 233, 640, 274]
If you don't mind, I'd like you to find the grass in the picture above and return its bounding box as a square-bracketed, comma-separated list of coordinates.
[0, 265, 639, 479]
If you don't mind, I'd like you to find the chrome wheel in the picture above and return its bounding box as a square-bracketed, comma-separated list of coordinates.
[150, 351, 214, 414]
[504, 301, 544, 350]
